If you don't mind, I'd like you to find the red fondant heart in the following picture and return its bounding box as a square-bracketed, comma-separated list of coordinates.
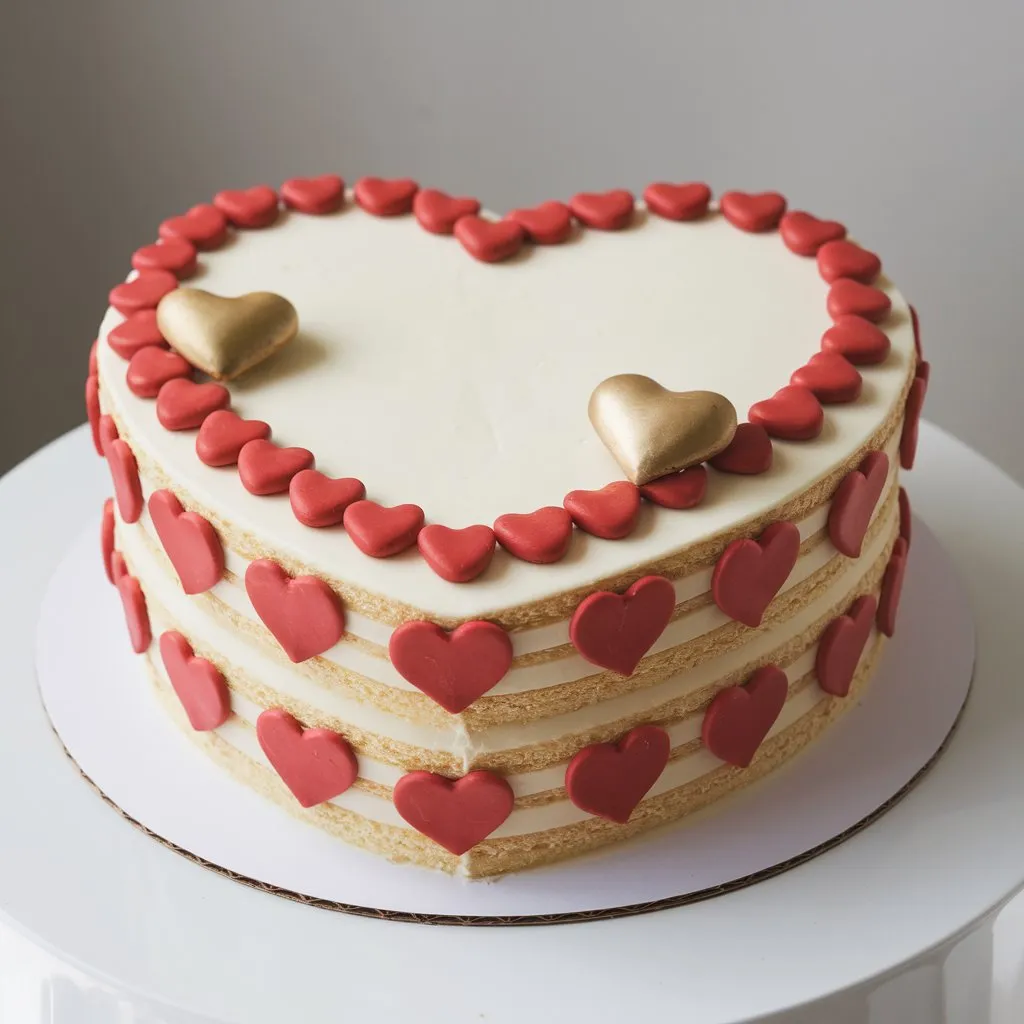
[126, 345, 191, 398]
[915, 359, 931, 385]
[877, 537, 908, 637]
[156, 378, 230, 431]
[101, 498, 116, 584]
[910, 304, 922, 357]
[196, 410, 271, 467]
[85, 375, 102, 455]
[213, 185, 279, 228]
[245, 560, 345, 663]
[159, 203, 229, 250]
[343, 500, 424, 557]
[748, 385, 824, 441]
[778, 211, 847, 256]
[453, 216, 525, 263]
[563, 481, 641, 540]
[159, 631, 231, 731]
[643, 182, 712, 221]
[898, 486, 912, 547]
[393, 770, 514, 855]
[827, 279, 892, 322]
[638, 465, 708, 509]
[709, 422, 774, 475]
[237, 439, 315, 495]
[790, 352, 863, 403]
[108, 270, 178, 317]
[569, 190, 635, 231]
[148, 489, 224, 594]
[354, 176, 419, 216]
[828, 451, 889, 558]
[504, 201, 573, 244]
[131, 238, 198, 278]
[88, 338, 99, 377]
[570, 575, 676, 675]
[493, 506, 574, 564]
[719, 191, 787, 232]
[117, 571, 151, 654]
[817, 239, 881, 284]
[821, 315, 891, 365]
[107, 438, 143, 524]
[110, 550, 128, 584]
[389, 620, 513, 713]
[565, 725, 670, 824]
[418, 524, 497, 582]
[281, 174, 345, 214]
[289, 470, 366, 528]
[816, 595, 877, 697]
[900, 376, 927, 470]
[413, 188, 481, 235]
[702, 665, 789, 768]
[99, 414, 119, 453]
[256, 708, 357, 807]
[107, 310, 166, 359]
[712, 521, 800, 628]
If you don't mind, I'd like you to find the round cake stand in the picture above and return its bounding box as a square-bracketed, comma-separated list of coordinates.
[2, 424, 1023, 1024]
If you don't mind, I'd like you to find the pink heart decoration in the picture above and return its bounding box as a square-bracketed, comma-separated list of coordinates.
[148, 489, 224, 594]
[288, 470, 366, 528]
[159, 631, 231, 731]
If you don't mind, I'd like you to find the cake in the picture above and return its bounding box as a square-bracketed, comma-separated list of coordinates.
[87, 175, 926, 877]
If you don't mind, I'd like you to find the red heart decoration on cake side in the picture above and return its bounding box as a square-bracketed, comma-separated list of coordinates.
[565, 725, 671, 824]
[900, 376, 927, 470]
[413, 189, 481, 234]
[117, 571, 151, 654]
[109, 550, 128, 585]
[126, 345, 192, 398]
[281, 174, 345, 215]
[915, 360, 931, 385]
[790, 352, 863, 403]
[156, 378, 230, 431]
[898, 487, 912, 547]
[719, 191, 787, 232]
[709, 422, 774, 475]
[213, 185, 280, 228]
[712, 521, 800, 628]
[148, 489, 225, 594]
[289, 470, 366, 528]
[85, 375, 102, 455]
[237, 439, 315, 495]
[196, 410, 271, 467]
[389, 620, 513, 713]
[418, 524, 497, 582]
[826, 279, 892, 322]
[877, 537, 909, 637]
[99, 414, 119, 453]
[101, 498, 116, 583]
[910, 304, 922, 357]
[131, 238, 198, 278]
[828, 451, 889, 558]
[643, 182, 712, 221]
[570, 575, 676, 675]
[817, 239, 882, 284]
[493, 506, 574, 564]
[563, 481, 641, 540]
[569, 190, 635, 231]
[504, 201, 573, 244]
[638, 465, 708, 509]
[107, 310, 166, 359]
[343, 500, 425, 557]
[816, 594, 877, 697]
[107, 438, 143, 524]
[778, 211, 847, 256]
[159, 630, 231, 731]
[453, 216, 525, 263]
[256, 708, 357, 807]
[393, 770, 514, 855]
[353, 176, 419, 216]
[748, 385, 824, 441]
[702, 665, 789, 768]
[821, 315, 891, 365]
[245, 560, 345, 663]
[109, 270, 178, 317]
[159, 203, 229, 250]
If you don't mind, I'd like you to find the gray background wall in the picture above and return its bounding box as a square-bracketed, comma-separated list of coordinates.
[2, 0, 1022, 477]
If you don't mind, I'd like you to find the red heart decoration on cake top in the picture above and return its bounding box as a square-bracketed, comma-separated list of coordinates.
[504, 201, 573, 244]
[108, 270, 178, 317]
[101, 498, 116, 584]
[748, 385, 824, 441]
[107, 438, 143, 524]
[569, 190, 635, 231]
[159, 630, 231, 731]
[790, 352, 863, 404]
[389, 620, 513, 713]
[712, 521, 800, 628]
[877, 537, 908, 637]
[256, 708, 357, 807]
[418, 524, 497, 583]
[638, 465, 708, 509]
[131, 238, 198, 278]
[213, 185, 279, 229]
[816, 594, 877, 697]
[563, 481, 641, 540]
[570, 575, 676, 675]
[719, 191, 787, 232]
[817, 239, 881, 284]
[454, 216, 525, 263]
[910, 304, 922, 357]
[107, 310, 166, 359]
[900, 376, 927, 470]
[148, 489, 225, 594]
[289, 470, 366, 528]
[354, 176, 419, 216]
[565, 724, 670, 824]
[126, 346, 192, 398]
[196, 410, 271, 467]
[159, 203, 229, 250]
[709, 422, 774, 475]
[343, 500, 425, 557]
[778, 211, 847, 256]
[117, 571, 151, 654]
[821, 315, 891, 366]
[826, 279, 891, 322]
[393, 770, 514, 855]
[413, 189, 481, 235]
[828, 451, 889, 558]
[643, 182, 712, 221]
[702, 664, 789, 768]
[493, 506, 574, 564]
[898, 486, 912, 547]
[245, 559, 345, 662]
[85, 375, 102, 455]
[237, 439, 314, 496]
[156, 378, 230, 431]
[281, 174, 345, 215]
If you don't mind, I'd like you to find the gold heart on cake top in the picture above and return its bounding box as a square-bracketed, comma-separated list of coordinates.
[589, 374, 738, 485]
[155, 288, 299, 381]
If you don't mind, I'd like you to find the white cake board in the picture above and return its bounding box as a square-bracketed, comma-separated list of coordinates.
[36, 512, 974, 923]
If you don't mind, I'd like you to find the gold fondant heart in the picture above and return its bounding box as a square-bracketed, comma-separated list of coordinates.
[156, 288, 298, 381]
[589, 374, 738, 485]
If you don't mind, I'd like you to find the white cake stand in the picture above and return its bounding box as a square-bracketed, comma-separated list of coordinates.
[2, 423, 1023, 1024]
